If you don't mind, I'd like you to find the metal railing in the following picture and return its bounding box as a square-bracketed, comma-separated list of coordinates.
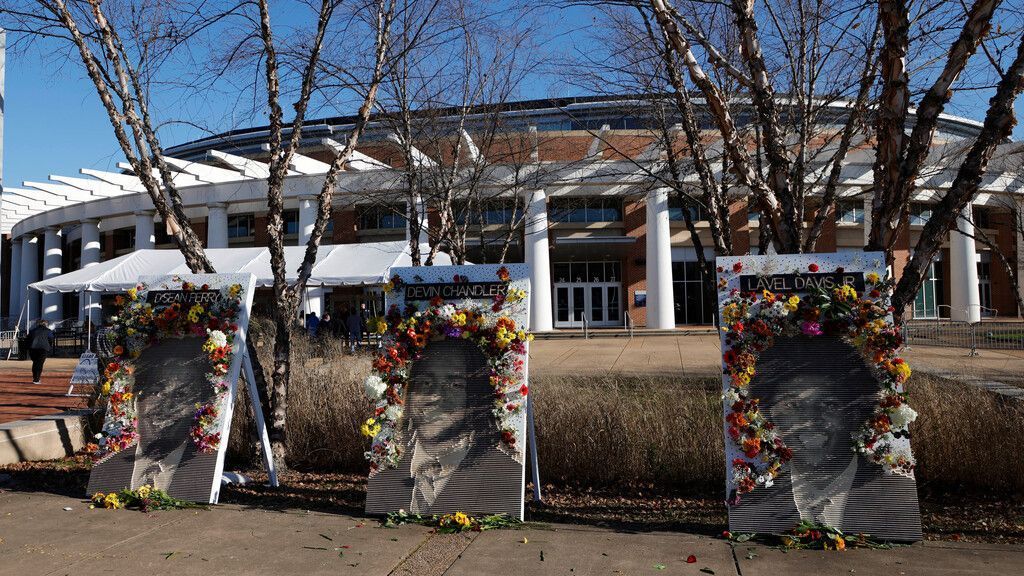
[581, 312, 590, 340]
[624, 310, 634, 339]
[904, 305, 1024, 356]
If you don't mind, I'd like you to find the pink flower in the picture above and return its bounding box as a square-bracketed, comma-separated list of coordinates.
[800, 321, 823, 336]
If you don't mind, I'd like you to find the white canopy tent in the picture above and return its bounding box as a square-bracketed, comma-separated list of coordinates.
[29, 241, 449, 293]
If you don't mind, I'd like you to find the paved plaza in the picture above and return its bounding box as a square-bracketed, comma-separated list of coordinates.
[0, 491, 1020, 576]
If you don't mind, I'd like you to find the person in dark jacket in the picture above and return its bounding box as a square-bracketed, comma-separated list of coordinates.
[345, 310, 362, 352]
[27, 320, 55, 384]
[319, 312, 333, 339]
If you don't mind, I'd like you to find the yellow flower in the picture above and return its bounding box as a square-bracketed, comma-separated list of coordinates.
[453, 511, 471, 527]
[866, 272, 880, 284]
[784, 295, 800, 312]
[228, 284, 243, 298]
[101, 381, 112, 395]
[137, 485, 152, 499]
[127, 288, 138, 301]
[762, 290, 774, 301]
[360, 418, 381, 438]
[103, 493, 122, 509]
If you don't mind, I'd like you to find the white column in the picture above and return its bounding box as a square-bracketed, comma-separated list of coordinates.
[949, 203, 981, 323]
[298, 196, 316, 245]
[524, 188, 553, 332]
[207, 203, 229, 249]
[8, 237, 22, 320]
[134, 210, 155, 249]
[1017, 198, 1024, 318]
[645, 188, 675, 329]
[20, 234, 39, 327]
[41, 226, 63, 322]
[79, 219, 102, 324]
[297, 196, 323, 315]
[405, 194, 428, 247]
[862, 196, 872, 246]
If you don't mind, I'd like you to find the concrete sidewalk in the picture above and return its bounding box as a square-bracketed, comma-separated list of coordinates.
[0, 491, 1019, 576]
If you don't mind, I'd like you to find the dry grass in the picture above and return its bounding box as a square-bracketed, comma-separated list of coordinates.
[228, 318, 373, 472]
[908, 374, 1024, 495]
[229, 325, 1024, 496]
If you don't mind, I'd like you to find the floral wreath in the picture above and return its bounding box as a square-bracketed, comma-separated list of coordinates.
[96, 278, 245, 459]
[362, 266, 532, 474]
[718, 261, 917, 504]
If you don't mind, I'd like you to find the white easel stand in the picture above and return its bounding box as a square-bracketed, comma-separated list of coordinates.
[527, 394, 542, 503]
[242, 350, 280, 487]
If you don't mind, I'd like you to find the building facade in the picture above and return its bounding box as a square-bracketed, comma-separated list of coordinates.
[2, 96, 1022, 330]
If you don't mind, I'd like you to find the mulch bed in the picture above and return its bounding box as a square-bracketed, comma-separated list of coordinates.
[2, 457, 1022, 544]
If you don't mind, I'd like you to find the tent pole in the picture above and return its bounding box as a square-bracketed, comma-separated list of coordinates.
[6, 300, 27, 361]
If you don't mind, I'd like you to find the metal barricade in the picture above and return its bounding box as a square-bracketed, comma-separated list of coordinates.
[903, 305, 1024, 355]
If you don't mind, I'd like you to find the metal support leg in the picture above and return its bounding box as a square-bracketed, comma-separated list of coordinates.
[242, 351, 279, 487]
[527, 394, 542, 503]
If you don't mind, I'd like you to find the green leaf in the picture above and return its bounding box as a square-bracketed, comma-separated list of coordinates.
[654, 564, 666, 570]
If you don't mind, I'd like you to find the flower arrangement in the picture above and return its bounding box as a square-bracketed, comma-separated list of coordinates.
[90, 484, 203, 512]
[383, 509, 521, 533]
[96, 278, 245, 459]
[718, 265, 916, 502]
[362, 266, 532, 474]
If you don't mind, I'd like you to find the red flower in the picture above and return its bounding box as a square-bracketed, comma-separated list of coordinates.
[686, 555, 697, 564]
[519, 384, 529, 396]
[808, 263, 819, 272]
[497, 266, 510, 282]
[732, 261, 743, 273]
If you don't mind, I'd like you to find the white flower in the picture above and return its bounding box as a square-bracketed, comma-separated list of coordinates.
[364, 375, 387, 399]
[384, 404, 403, 421]
[724, 389, 741, 404]
[437, 304, 456, 320]
[888, 404, 918, 429]
[207, 330, 228, 348]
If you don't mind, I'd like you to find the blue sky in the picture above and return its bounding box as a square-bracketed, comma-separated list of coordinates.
[2, 6, 1021, 191]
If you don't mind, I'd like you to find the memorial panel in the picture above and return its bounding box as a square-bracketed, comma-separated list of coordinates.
[87, 274, 256, 504]
[363, 264, 531, 519]
[715, 253, 921, 541]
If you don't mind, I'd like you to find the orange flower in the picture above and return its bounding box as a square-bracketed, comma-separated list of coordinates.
[113, 345, 125, 356]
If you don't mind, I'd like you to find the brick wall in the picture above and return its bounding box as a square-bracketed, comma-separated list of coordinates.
[622, 196, 647, 326]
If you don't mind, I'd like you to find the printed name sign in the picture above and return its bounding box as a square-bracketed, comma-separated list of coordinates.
[88, 274, 256, 504]
[364, 264, 531, 519]
[403, 281, 507, 301]
[716, 252, 922, 542]
[146, 289, 223, 305]
[738, 272, 865, 293]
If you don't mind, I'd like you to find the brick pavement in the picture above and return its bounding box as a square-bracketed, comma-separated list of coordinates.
[0, 359, 83, 425]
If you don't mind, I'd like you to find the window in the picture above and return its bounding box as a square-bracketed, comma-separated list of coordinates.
[454, 200, 521, 225]
[552, 261, 620, 283]
[358, 204, 406, 230]
[549, 197, 622, 223]
[228, 214, 255, 239]
[910, 203, 932, 226]
[836, 200, 864, 224]
[113, 228, 135, 253]
[284, 210, 299, 236]
[668, 197, 708, 222]
[973, 206, 990, 229]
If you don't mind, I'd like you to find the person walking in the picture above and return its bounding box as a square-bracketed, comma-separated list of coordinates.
[27, 319, 55, 385]
[346, 308, 362, 353]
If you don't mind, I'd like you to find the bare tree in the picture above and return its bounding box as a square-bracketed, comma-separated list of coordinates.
[2, 0, 403, 469]
[1, 0, 218, 272]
